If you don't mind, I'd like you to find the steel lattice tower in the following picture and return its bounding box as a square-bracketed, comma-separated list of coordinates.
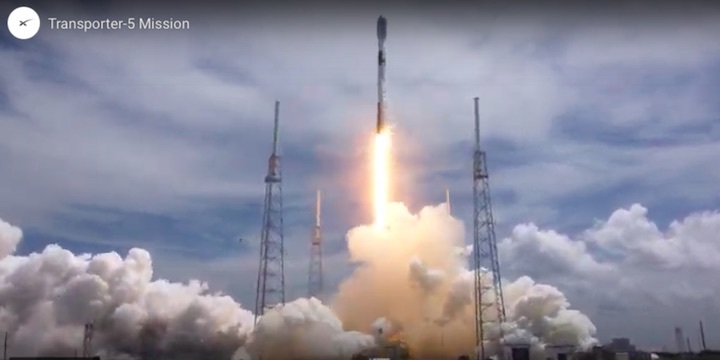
[254, 100, 285, 323]
[82, 322, 93, 357]
[308, 189, 324, 299]
[471, 97, 507, 360]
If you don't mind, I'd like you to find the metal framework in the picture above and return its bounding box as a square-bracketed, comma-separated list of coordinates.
[308, 190, 324, 299]
[82, 322, 94, 357]
[675, 327, 686, 354]
[254, 100, 286, 323]
[471, 97, 507, 360]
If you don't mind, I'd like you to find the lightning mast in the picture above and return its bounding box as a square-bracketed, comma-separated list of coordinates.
[254, 100, 285, 323]
[446, 187, 452, 215]
[308, 190, 324, 299]
[471, 97, 506, 360]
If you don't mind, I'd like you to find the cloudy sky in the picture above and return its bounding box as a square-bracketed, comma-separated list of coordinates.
[1, 0, 720, 352]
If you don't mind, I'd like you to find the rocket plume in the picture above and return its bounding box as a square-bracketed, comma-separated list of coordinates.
[372, 128, 392, 229]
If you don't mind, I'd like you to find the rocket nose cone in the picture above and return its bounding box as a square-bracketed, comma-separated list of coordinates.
[377, 16, 387, 40]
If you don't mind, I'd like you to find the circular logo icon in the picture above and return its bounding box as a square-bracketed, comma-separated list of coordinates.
[7, 6, 40, 40]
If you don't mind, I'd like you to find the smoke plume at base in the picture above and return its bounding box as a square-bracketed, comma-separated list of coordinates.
[331, 202, 598, 359]
[0, 200, 597, 359]
[241, 297, 375, 360]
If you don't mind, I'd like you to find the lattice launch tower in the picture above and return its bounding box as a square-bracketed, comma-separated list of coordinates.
[471, 97, 507, 360]
[254, 101, 286, 322]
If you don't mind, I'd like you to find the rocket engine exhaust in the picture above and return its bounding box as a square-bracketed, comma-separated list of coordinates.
[376, 16, 387, 134]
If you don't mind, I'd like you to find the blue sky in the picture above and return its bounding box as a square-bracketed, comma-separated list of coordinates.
[1, 1, 720, 351]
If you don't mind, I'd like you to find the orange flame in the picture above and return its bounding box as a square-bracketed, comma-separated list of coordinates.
[373, 128, 392, 229]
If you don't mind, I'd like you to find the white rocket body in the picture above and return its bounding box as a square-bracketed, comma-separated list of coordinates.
[376, 16, 387, 133]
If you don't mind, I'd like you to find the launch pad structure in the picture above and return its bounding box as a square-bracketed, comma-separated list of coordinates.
[254, 100, 286, 323]
[82, 323, 94, 357]
[471, 97, 507, 360]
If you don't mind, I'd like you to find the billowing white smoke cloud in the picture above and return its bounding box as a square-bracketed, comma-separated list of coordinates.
[0, 200, 598, 360]
[332, 202, 598, 359]
[0, 217, 368, 359]
[241, 297, 375, 360]
[0, 217, 255, 358]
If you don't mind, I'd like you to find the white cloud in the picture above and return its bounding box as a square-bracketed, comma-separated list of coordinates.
[499, 203, 720, 349]
[585, 204, 720, 270]
[503, 223, 613, 277]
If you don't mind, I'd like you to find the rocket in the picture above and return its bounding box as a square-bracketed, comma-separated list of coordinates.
[376, 16, 387, 133]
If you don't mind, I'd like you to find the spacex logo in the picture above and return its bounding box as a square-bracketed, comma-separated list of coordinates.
[7, 6, 40, 40]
